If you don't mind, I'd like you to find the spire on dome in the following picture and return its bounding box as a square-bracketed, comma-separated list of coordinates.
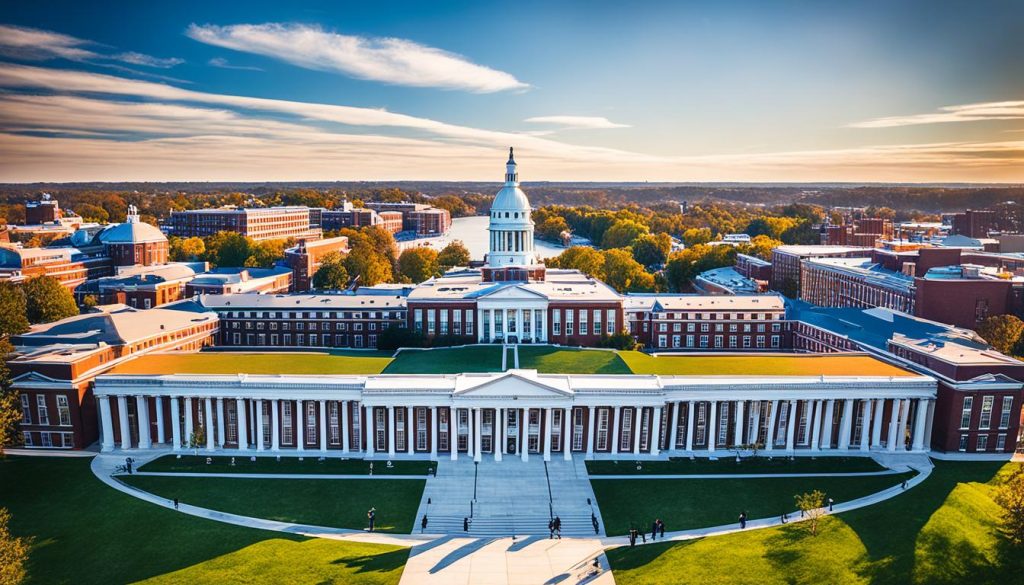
[508, 146, 515, 164]
[504, 147, 519, 185]
[126, 204, 139, 224]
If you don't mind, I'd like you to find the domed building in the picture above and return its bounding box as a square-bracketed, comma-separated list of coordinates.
[98, 205, 169, 267]
[482, 148, 545, 283]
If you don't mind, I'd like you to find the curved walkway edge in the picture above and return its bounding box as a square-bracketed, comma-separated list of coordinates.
[597, 462, 933, 548]
[589, 469, 903, 480]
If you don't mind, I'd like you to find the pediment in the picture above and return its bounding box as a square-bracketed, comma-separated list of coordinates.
[11, 371, 64, 386]
[478, 285, 547, 301]
[456, 372, 571, 398]
[963, 373, 1022, 385]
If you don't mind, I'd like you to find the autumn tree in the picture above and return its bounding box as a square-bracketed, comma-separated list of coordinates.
[994, 467, 1024, 546]
[0, 508, 31, 584]
[244, 239, 289, 269]
[437, 241, 471, 271]
[24, 277, 78, 324]
[312, 252, 350, 290]
[631, 233, 672, 267]
[398, 247, 440, 283]
[602, 249, 655, 293]
[680, 227, 712, 247]
[169, 236, 205, 261]
[601, 219, 649, 249]
[537, 216, 570, 241]
[976, 314, 1024, 356]
[340, 229, 394, 286]
[0, 339, 19, 455]
[795, 490, 827, 536]
[202, 232, 252, 267]
[549, 246, 605, 279]
[0, 283, 29, 337]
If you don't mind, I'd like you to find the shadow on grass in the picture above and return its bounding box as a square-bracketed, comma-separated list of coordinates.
[604, 538, 699, 571]
[332, 548, 411, 575]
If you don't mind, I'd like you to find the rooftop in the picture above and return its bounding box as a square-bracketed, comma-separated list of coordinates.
[197, 291, 407, 310]
[694, 266, 762, 294]
[624, 293, 786, 312]
[804, 256, 914, 292]
[109, 350, 392, 375]
[773, 245, 871, 257]
[409, 268, 622, 302]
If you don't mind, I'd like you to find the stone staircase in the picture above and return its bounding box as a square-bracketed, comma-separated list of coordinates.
[419, 456, 603, 537]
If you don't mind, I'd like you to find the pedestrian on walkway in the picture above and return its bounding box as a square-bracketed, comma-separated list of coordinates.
[464, 517, 471, 532]
[554, 516, 562, 539]
[739, 511, 747, 529]
[902, 480, 907, 490]
[781, 513, 787, 524]
[628, 527, 638, 547]
[126, 457, 133, 475]
[548, 519, 555, 539]
[173, 497, 179, 510]
[651, 520, 659, 541]
[368, 508, 376, 532]
[658, 518, 665, 538]
[421, 515, 428, 532]
[828, 497, 834, 512]
[640, 525, 646, 543]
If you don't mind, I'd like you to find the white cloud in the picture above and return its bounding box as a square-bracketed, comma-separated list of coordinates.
[849, 100, 1024, 128]
[114, 52, 185, 69]
[208, 57, 262, 71]
[0, 24, 183, 69]
[186, 22, 529, 93]
[524, 116, 630, 129]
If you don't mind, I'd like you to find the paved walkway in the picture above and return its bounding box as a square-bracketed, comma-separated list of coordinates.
[132, 471, 426, 480]
[588, 469, 904, 480]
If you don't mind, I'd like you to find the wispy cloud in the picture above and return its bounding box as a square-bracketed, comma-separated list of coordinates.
[208, 57, 262, 71]
[849, 100, 1024, 128]
[524, 115, 630, 129]
[185, 22, 528, 93]
[0, 24, 183, 69]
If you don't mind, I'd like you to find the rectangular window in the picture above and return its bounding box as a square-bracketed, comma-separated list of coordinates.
[699, 335, 708, 348]
[695, 403, 707, 446]
[395, 408, 406, 452]
[958, 434, 968, 451]
[572, 408, 584, 451]
[55, 395, 71, 426]
[416, 407, 427, 452]
[375, 408, 387, 452]
[306, 402, 317, 446]
[414, 309, 423, 333]
[439, 408, 449, 452]
[466, 311, 474, 336]
[261, 402, 270, 448]
[607, 309, 616, 334]
[579, 310, 588, 335]
[776, 402, 790, 446]
[999, 396, 1013, 429]
[977, 434, 989, 451]
[551, 409, 563, 452]
[20, 395, 30, 424]
[227, 402, 238, 442]
[996, 434, 1007, 451]
[686, 335, 694, 347]
[282, 402, 293, 446]
[771, 335, 780, 348]
[593, 310, 601, 335]
[619, 408, 633, 452]
[797, 402, 809, 445]
[36, 395, 49, 426]
[351, 405, 361, 451]
[458, 409, 470, 452]
[329, 402, 340, 445]
[979, 396, 994, 430]
[597, 408, 610, 451]
[960, 397, 974, 429]
[639, 408, 651, 452]
[717, 402, 730, 446]
[565, 310, 574, 337]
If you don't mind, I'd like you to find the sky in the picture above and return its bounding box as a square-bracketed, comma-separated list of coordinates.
[0, 0, 1022, 183]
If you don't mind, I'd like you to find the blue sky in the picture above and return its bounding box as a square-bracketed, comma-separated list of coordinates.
[0, 0, 1022, 182]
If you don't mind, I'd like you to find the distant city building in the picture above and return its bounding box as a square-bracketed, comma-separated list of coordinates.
[0, 245, 113, 289]
[735, 253, 772, 283]
[321, 207, 403, 234]
[167, 206, 322, 242]
[626, 294, 788, 350]
[822, 217, 894, 247]
[184, 266, 292, 296]
[73, 262, 207, 309]
[25, 193, 63, 224]
[284, 236, 351, 291]
[97, 205, 169, 267]
[694, 266, 765, 295]
[769, 245, 870, 294]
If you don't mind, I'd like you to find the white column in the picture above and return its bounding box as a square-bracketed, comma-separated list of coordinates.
[451, 408, 458, 461]
[686, 401, 695, 452]
[430, 406, 438, 461]
[708, 401, 718, 452]
[319, 400, 328, 453]
[183, 397, 193, 445]
[216, 398, 226, 447]
[342, 401, 350, 454]
[170, 397, 181, 451]
[540, 308, 547, 342]
[155, 396, 165, 445]
[295, 400, 305, 453]
[821, 400, 835, 449]
[256, 400, 265, 452]
[99, 396, 115, 451]
[785, 400, 797, 451]
[489, 309, 496, 342]
[237, 398, 248, 450]
[733, 401, 745, 446]
[898, 398, 911, 451]
[271, 399, 280, 451]
[887, 399, 901, 452]
[810, 400, 822, 452]
[765, 400, 778, 452]
[516, 308, 523, 343]
[871, 398, 885, 448]
[136, 396, 151, 449]
[611, 407, 620, 454]
[838, 399, 854, 449]
[543, 407, 552, 461]
[521, 408, 529, 462]
[859, 399, 872, 451]
[496, 408, 504, 461]
[650, 406, 662, 456]
[632, 409, 642, 454]
[117, 395, 131, 450]
[750, 402, 761, 446]
[204, 398, 215, 451]
[669, 402, 680, 451]
[586, 406, 596, 458]
[466, 408, 474, 459]
[477, 309, 485, 342]
[367, 407, 376, 457]
[387, 406, 396, 458]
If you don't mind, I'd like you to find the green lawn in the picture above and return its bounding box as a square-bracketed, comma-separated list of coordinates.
[517, 345, 631, 374]
[139, 454, 436, 475]
[383, 345, 503, 374]
[607, 461, 1024, 585]
[110, 350, 394, 375]
[0, 456, 408, 585]
[122, 475, 425, 533]
[593, 472, 915, 536]
[618, 351, 916, 377]
[586, 456, 886, 475]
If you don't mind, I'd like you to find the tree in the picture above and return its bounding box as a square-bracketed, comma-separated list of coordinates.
[188, 428, 205, 455]
[631, 233, 672, 267]
[681, 227, 712, 247]
[343, 243, 393, 286]
[794, 490, 827, 536]
[0, 340, 20, 455]
[243, 239, 288, 269]
[398, 248, 440, 283]
[976, 314, 1024, 356]
[24, 277, 78, 324]
[312, 252, 350, 290]
[0, 507, 31, 585]
[437, 241, 471, 271]
[0, 283, 29, 337]
[601, 219, 649, 249]
[203, 231, 252, 267]
[376, 326, 425, 351]
[537, 216, 570, 241]
[169, 236, 205, 261]
[549, 246, 605, 279]
[601, 249, 655, 293]
[995, 467, 1024, 546]
[80, 294, 99, 311]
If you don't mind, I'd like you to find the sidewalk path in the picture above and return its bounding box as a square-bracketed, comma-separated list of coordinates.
[589, 469, 904, 480]
[131, 471, 426, 480]
[598, 463, 931, 548]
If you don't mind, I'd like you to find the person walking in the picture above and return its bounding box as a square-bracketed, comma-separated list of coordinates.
[173, 497, 179, 510]
[828, 498, 834, 512]
[548, 519, 555, 539]
[367, 508, 376, 532]
[658, 518, 665, 538]
[781, 513, 788, 524]
[739, 511, 747, 529]
[421, 515, 428, 532]
[628, 527, 638, 547]
[464, 517, 471, 532]
[126, 457, 133, 475]
[554, 516, 562, 539]
[651, 520, 659, 541]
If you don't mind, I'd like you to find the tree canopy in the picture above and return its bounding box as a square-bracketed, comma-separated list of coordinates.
[0, 282, 29, 337]
[311, 252, 350, 290]
[437, 241, 471, 271]
[24, 277, 78, 324]
[976, 314, 1024, 356]
[398, 247, 440, 283]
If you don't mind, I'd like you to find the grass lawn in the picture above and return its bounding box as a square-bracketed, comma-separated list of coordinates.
[517, 345, 631, 374]
[593, 472, 915, 536]
[139, 454, 436, 475]
[383, 345, 503, 374]
[586, 456, 886, 475]
[618, 351, 915, 377]
[122, 475, 425, 533]
[607, 460, 1024, 585]
[0, 456, 408, 585]
[110, 350, 394, 375]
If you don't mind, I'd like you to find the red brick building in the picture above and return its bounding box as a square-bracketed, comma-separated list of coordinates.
[168, 206, 322, 242]
[184, 266, 292, 296]
[284, 236, 350, 291]
[769, 245, 869, 295]
[73, 263, 205, 309]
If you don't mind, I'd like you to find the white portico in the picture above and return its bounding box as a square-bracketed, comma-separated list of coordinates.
[476, 286, 549, 344]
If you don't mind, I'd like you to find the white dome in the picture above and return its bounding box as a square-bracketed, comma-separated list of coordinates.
[491, 185, 531, 213]
[98, 221, 167, 244]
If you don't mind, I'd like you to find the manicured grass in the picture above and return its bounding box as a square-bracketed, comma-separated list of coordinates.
[139, 454, 436, 475]
[586, 456, 886, 475]
[593, 472, 915, 536]
[383, 346, 503, 374]
[607, 461, 1024, 585]
[122, 475, 425, 533]
[517, 345, 631, 374]
[618, 351, 916, 377]
[110, 350, 394, 375]
[0, 456, 408, 585]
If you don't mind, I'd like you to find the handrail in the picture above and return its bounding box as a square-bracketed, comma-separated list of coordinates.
[543, 461, 554, 519]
